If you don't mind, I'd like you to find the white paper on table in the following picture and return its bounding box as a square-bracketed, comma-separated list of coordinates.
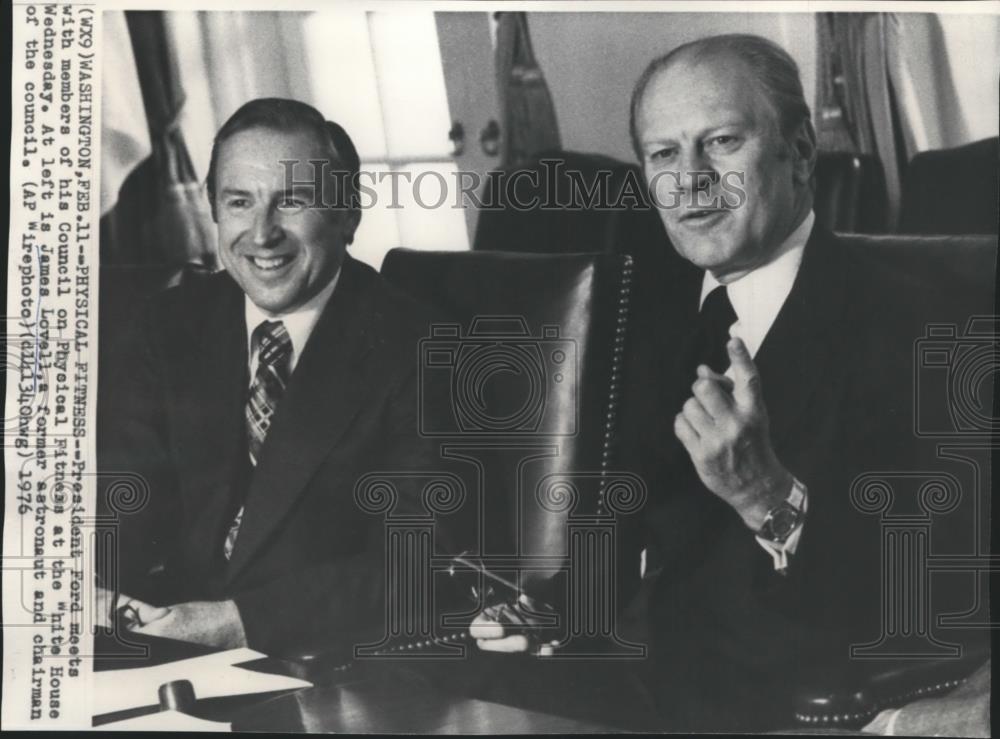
[93, 647, 313, 717]
[100, 709, 232, 731]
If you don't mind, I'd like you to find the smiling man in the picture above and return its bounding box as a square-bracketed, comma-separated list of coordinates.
[213, 124, 355, 317]
[98, 98, 435, 655]
[473, 35, 982, 731]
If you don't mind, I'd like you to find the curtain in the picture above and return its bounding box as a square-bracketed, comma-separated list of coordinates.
[100, 11, 151, 217]
[815, 14, 904, 228]
[100, 11, 215, 267]
[192, 12, 311, 142]
[889, 14, 968, 153]
[815, 13, 969, 231]
[100, 11, 311, 267]
[494, 12, 562, 168]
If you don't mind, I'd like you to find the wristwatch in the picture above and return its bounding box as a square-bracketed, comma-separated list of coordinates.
[757, 477, 807, 544]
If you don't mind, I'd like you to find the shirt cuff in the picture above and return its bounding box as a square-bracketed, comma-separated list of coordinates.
[755, 523, 804, 572]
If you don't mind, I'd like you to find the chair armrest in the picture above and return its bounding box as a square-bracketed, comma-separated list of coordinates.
[794, 647, 990, 729]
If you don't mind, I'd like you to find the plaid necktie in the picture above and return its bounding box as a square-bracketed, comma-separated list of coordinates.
[224, 319, 292, 560]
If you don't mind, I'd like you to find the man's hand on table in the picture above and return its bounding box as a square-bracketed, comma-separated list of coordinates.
[674, 337, 793, 530]
[94, 586, 128, 629]
[471, 598, 554, 654]
[94, 587, 169, 629]
[132, 599, 249, 649]
[96, 584, 247, 648]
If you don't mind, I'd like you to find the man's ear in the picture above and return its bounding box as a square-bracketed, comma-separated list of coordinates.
[790, 118, 818, 186]
[342, 209, 362, 246]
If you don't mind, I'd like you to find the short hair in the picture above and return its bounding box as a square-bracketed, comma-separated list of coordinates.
[628, 34, 812, 160]
[206, 97, 361, 220]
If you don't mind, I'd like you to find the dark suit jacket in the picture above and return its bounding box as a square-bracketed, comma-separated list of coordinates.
[617, 227, 986, 731]
[98, 255, 440, 656]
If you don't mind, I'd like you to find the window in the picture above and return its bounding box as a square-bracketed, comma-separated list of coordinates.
[303, 10, 470, 268]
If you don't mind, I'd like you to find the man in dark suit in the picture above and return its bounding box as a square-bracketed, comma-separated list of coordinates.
[98, 99, 436, 655]
[473, 35, 984, 730]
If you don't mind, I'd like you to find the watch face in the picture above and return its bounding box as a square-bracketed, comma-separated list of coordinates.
[770, 505, 800, 539]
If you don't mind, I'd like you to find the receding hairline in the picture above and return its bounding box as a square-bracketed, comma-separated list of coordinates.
[211, 123, 354, 197]
[216, 122, 346, 163]
[635, 45, 782, 131]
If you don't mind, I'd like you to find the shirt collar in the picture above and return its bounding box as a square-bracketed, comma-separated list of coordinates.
[245, 266, 341, 372]
[699, 210, 814, 358]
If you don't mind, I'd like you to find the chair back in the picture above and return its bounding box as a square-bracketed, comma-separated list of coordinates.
[836, 231, 997, 307]
[900, 137, 999, 235]
[815, 151, 888, 233]
[381, 248, 637, 596]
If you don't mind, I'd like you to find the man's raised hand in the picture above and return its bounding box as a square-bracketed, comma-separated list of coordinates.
[673, 337, 793, 529]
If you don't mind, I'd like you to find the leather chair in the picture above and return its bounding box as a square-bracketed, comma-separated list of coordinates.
[900, 137, 999, 235]
[814, 152, 888, 233]
[794, 647, 991, 730]
[379, 248, 660, 730]
[472, 149, 666, 260]
[380, 248, 639, 586]
[837, 231, 997, 298]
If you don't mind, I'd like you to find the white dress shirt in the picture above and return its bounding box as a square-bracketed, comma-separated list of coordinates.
[698, 210, 815, 570]
[699, 210, 815, 357]
[245, 267, 341, 381]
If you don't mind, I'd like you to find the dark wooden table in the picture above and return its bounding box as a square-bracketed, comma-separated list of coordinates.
[232, 665, 619, 733]
[92, 633, 625, 732]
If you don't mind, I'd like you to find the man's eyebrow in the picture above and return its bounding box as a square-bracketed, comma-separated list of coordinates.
[696, 124, 745, 141]
[640, 134, 678, 147]
[642, 119, 750, 147]
[702, 121, 744, 133]
[219, 187, 252, 197]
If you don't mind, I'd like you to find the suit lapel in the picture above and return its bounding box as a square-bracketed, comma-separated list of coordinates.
[662, 263, 704, 436]
[753, 227, 849, 450]
[172, 275, 248, 563]
[226, 257, 379, 580]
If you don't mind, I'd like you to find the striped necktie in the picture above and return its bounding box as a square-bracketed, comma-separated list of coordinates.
[224, 320, 292, 560]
